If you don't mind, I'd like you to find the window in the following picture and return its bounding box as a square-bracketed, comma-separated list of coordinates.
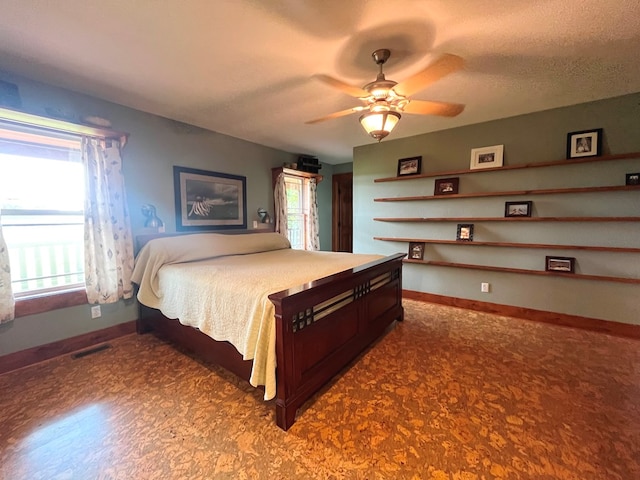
[0, 124, 84, 297]
[277, 171, 319, 251]
[284, 175, 309, 249]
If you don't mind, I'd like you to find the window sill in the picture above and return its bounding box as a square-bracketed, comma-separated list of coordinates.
[15, 288, 88, 318]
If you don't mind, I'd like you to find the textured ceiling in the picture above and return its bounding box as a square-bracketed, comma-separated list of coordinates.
[1, 1, 639, 164]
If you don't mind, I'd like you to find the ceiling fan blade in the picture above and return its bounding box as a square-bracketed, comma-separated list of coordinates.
[313, 74, 370, 98]
[403, 100, 465, 117]
[305, 106, 367, 124]
[394, 54, 464, 98]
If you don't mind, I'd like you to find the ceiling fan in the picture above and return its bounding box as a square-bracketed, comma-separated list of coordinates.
[306, 49, 465, 141]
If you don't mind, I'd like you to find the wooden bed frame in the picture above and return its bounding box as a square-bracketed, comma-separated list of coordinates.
[135, 231, 405, 430]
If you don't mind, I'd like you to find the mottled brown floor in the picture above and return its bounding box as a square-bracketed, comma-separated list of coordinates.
[1, 300, 639, 480]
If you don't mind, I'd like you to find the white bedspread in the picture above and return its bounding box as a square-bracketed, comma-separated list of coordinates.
[132, 233, 382, 400]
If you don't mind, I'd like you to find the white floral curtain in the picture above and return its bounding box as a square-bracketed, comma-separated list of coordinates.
[306, 178, 320, 251]
[274, 173, 288, 237]
[82, 137, 135, 304]
[0, 211, 15, 323]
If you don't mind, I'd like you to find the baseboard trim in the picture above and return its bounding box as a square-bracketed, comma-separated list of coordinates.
[0, 320, 137, 375]
[403, 290, 640, 340]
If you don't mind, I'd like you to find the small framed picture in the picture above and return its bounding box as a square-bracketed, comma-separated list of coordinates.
[470, 144, 504, 170]
[566, 128, 602, 159]
[408, 242, 425, 260]
[504, 201, 532, 217]
[456, 224, 474, 241]
[434, 177, 459, 195]
[626, 173, 640, 185]
[545, 256, 575, 273]
[397, 156, 422, 176]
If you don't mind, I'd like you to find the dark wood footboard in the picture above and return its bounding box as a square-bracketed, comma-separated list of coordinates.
[268, 253, 405, 430]
[135, 242, 404, 431]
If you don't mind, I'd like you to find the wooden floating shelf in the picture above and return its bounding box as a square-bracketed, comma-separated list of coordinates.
[403, 259, 640, 284]
[374, 152, 640, 183]
[272, 167, 323, 183]
[375, 184, 640, 202]
[374, 216, 640, 223]
[373, 237, 640, 253]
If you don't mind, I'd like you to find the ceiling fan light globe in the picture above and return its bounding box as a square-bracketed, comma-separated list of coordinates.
[359, 111, 400, 141]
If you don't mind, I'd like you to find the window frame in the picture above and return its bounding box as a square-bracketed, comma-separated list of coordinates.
[0, 107, 127, 317]
[1, 130, 85, 300]
[15, 288, 88, 317]
[272, 167, 322, 251]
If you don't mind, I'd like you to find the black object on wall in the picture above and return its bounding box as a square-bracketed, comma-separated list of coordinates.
[297, 155, 322, 173]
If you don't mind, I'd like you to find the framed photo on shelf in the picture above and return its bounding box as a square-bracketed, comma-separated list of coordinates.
[626, 172, 640, 185]
[504, 200, 532, 217]
[397, 156, 422, 177]
[545, 256, 575, 273]
[456, 224, 474, 241]
[173, 166, 247, 231]
[434, 177, 459, 195]
[566, 128, 602, 159]
[408, 242, 425, 260]
[470, 144, 504, 170]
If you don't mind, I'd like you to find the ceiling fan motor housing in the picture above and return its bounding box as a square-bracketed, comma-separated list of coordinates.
[363, 49, 400, 101]
[371, 49, 391, 65]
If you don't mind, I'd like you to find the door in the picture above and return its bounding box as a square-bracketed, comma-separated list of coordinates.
[332, 172, 353, 252]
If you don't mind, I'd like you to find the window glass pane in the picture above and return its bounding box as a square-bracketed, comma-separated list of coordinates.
[0, 154, 84, 210]
[0, 130, 84, 296]
[284, 176, 309, 250]
[2, 217, 84, 294]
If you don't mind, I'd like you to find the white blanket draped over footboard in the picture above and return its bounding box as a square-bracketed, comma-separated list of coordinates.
[131, 233, 382, 400]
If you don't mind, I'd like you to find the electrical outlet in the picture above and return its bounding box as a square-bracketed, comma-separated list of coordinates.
[91, 305, 102, 319]
[481, 282, 490, 293]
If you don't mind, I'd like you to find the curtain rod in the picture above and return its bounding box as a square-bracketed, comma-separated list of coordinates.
[0, 106, 129, 145]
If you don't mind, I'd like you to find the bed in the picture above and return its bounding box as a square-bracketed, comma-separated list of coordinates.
[132, 230, 404, 430]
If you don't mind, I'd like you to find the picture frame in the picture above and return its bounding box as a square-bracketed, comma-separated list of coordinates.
[470, 144, 504, 170]
[626, 173, 640, 185]
[566, 128, 602, 159]
[545, 256, 575, 273]
[434, 177, 459, 195]
[504, 200, 532, 217]
[456, 224, 474, 241]
[397, 156, 422, 177]
[173, 166, 247, 231]
[408, 242, 425, 260]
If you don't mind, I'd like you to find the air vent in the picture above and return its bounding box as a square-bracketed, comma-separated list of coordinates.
[71, 343, 112, 359]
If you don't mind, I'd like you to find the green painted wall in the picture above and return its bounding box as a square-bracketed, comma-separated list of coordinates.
[0, 71, 338, 356]
[354, 92, 640, 324]
[332, 162, 353, 175]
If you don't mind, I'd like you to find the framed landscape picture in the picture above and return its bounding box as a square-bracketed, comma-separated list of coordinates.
[434, 177, 459, 195]
[626, 173, 640, 185]
[545, 256, 575, 273]
[470, 145, 504, 170]
[397, 156, 422, 177]
[504, 201, 532, 217]
[173, 166, 247, 231]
